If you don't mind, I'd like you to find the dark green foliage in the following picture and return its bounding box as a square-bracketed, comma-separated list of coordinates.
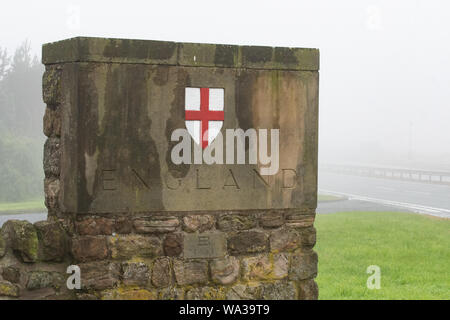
[0, 41, 44, 202]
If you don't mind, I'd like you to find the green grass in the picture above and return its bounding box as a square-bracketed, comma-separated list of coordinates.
[0, 198, 46, 214]
[317, 194, 345, 202]
[315, 211, 450, 299]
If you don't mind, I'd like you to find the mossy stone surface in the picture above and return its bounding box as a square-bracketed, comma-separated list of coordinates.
[0, 233, 6, 258]
[42, 37, 319, 71]
[0, 281, 19, 297]
[1, 220, 39, 263]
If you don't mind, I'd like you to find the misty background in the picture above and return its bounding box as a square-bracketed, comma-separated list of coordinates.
[0, 0, 449, 203]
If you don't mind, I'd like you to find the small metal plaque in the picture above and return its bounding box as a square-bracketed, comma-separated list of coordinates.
[183, 232, 227, 259]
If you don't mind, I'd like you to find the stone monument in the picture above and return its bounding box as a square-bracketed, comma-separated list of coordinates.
[0, 37, 319, 300]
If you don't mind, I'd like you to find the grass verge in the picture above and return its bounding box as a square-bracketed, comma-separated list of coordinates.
[317, 194, 345, 202]
[0, 198, 46, 214]
[315, 211, 450, 299]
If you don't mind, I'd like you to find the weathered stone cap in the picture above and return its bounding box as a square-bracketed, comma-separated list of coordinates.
[42, 37, 319, 71]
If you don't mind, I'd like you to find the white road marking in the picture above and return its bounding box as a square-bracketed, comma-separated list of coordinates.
[376, 186, 395, 191]
[318, 189, 450, 218]
[403, 190, 431, 196]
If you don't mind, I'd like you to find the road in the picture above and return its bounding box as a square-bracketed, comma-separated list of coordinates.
[0, 212, 46, 227]
[318, 172, 450, 218]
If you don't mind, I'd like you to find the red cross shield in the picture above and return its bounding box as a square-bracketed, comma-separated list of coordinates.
[185, 87, 224, 149]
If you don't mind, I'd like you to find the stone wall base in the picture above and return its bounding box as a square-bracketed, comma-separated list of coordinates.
[0, 211, 318, 300]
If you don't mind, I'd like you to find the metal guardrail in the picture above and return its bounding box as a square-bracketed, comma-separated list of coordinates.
[320, 164, 450, 185]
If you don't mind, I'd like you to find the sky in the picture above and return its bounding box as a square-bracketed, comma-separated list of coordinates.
[1, 0, 449, 168]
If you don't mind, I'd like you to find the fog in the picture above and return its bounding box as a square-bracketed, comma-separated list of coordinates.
[2, 0, 450, 170]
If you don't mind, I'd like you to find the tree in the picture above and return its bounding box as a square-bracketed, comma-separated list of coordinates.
[0, 41, 45, 202]
[1, 40, 44, 137]
[0, 47, 9, 81]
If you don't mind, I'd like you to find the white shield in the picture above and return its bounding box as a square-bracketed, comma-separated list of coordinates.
[185, 87, 224, 149]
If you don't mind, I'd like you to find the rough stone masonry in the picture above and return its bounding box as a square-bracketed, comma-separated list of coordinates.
[0, 37, 319, 300]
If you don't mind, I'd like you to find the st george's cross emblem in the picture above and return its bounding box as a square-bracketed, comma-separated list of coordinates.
[185, 87, 224, 149]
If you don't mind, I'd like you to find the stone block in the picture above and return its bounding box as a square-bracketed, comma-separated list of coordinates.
[163, 233, 183, 257]
[121, 262, 150, 286]
[43, 37, 178, 65]
[2, 266, 20, 283]
[48, 40, 319, 214]
[108, 234, 162, 260]
[270, 228, 302, 252]
[43, 106, 61, 137]
[210, 256, 240, 285]
[260, 212, 284, 228]
[71, 236, 108, 262]
[261, 281, 297, 300]
[217, 214, 257, 231]
[273, 253, 289, 279]
[44, 178, 60, 213]
[114, 217, 133, 234]
[1, 220, 39, 263]
[151, 257, 171, 288]
[42, 66, 62, 106]
[26, 271, 64, 290]
[133, 216, 179, 233]
[285, 214, 315, 228]
[43, 137, 61, 178]
[289, 250, 318, 281]
[34, 220, 68, 262]
[226, 283, 264, 300]
[75, 218, 114, 236]
[183, 232, 226, 259]
[79, 261, 120, 290]
[228, 231, 268, 254]
[182, 215, 215, 233]
[0, 233, 5, 258]
[298, 279, 319, 300]
[173, 260, 208, 286]
[242, 254, 272, 281]
[0, 280, 19, 297]
[300, 227, 317, 249]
